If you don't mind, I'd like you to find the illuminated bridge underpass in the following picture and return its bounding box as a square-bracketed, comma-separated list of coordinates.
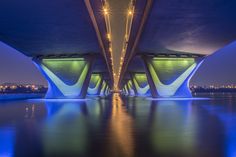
[0, 0, 113, 99]
[119, 0, 236, 98]
[1, 0, 236, 99]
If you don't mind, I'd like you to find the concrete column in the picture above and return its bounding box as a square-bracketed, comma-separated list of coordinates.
[127, 80, 135, 96]
[143, 56, 204, 98]
[130, 74, 138, 95]
[33, 57, 94, 99]
[87, 73, 103, 95]
[100, 81, 107, 96]
[130, 72, 151, 96]
[124, 84, 129, 96]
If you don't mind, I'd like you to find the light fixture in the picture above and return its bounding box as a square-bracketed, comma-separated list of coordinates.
[128, 10, 133, 15]
[107, 33, 111, 40]
[104, 8, 108, 15]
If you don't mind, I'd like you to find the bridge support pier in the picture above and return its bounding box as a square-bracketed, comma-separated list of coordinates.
[100, 80, 111, 96]
[33, 57, 94, 99]
[143, 56, 204, 98]
[100, 81, 107, 96]
[123, 85, 129, 96]
[127, 80, 135, 96]
[87, 74, 103, 96]
[130, 78, 138, 95]
[104, 85, 110, 96]
[130, 73, 150, 96]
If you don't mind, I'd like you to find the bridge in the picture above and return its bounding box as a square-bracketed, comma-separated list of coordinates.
[118, 0, 236, 98]
[0, 0, 236, 98]
[0, 0, 113, 99]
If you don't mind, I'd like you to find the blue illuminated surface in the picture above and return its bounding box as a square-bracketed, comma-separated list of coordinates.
[100, 81, 107, 96]
[27, 98, 90, 102]
[0, 129, 14, 157]
[132, 73, 151, 96]
[34, 58, 92, 99]
[146, 97, 210, 101]
[146, 58, 204, 97]
[0, 93, 236, 157]
[87, 74, 102, 95]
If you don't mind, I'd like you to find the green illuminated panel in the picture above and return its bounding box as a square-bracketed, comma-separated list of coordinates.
[151, 58, 195, 84]
[132, 74, 150, 95]
[124, 84, 129, 94]
[127, 80, 135, 95]
[40, 58, 90, 98]
[147, 57, 197, 97]
[42, 58, 86, 85]
[105, 85, 109, 95]
[100, 81, 107, 96]
[88, 74, 102, 95]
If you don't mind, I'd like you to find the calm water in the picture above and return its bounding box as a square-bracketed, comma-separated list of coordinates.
[0, 93, 236, 157]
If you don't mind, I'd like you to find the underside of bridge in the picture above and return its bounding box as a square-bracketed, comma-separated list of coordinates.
[1, 0, 236, 98]
[118, 0, 236, 98]
[0, 0, 113, 99]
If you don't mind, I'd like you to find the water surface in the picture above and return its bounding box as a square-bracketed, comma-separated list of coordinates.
[0, 93, 236, 157]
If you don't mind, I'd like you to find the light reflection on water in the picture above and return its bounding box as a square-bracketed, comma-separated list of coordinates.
[0, 94, 236, 157]
[106, 94, 134, 157]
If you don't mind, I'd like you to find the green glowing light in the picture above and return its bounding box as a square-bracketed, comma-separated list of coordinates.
[152, 58, 195, 84]
[100, 81, 107, 96]
[124, 84, 129, 94]
[105, 85, 109, 95]
[88, 74, 102, 95]
[127, 80, 135, 95]
[132, 74, 150, 95]
[41, 58, 90, 97]
[148, 57, 197, 97]
[42, 58, 86, 85]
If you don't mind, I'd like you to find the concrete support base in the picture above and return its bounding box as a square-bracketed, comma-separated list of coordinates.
[130, 73, 151, 96]
[124, 80, 135, 96]
[33, 57, 94, 99]
[143, 56, 204, 98]
[87, 74, 103, 95]
[100, 81, 108, 96]
[127, 80, 135, 96]
[104, 85, 110, 96]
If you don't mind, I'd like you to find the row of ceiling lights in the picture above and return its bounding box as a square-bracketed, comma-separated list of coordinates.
[102, 1, 135, 90]
[117, 1, 135, 89]
[102, 1, 115, 87]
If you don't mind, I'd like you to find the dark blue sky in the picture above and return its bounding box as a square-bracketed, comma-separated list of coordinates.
[191, 41, 236, 86]
[1, 41, 236, 86]
[0, 42, 47, 85]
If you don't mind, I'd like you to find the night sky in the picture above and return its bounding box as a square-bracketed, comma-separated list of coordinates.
[0, 42, 47, 85]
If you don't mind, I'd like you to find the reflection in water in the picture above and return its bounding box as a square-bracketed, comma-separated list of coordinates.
[0, 129, 14, 157]
[201, 104, 236, 157]
[43, 102, 88, 156]
[106, 94, 134, 157]
[1, 94, 236, 156]
[149, 100, 197, 156]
